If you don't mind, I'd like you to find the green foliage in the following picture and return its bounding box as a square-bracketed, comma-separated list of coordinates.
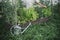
[21, 22, 57, 40]
[17, 7, 39, 24]
[0, 3, 60, 40]
[35, 7, 52, 18]
[42, 7, 52, 17]
[3, 0, 52, 24]
[0, 0, 60, 40]
[3, 0, 18, 25]
[35, 0, 52, 18]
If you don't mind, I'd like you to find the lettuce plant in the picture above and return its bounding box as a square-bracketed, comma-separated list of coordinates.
[17, 7, 39, 24]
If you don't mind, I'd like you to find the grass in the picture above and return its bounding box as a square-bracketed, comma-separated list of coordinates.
[0, 12, 60, 40]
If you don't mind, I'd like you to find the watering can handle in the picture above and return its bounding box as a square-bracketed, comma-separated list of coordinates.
[21, 22, 31, 34]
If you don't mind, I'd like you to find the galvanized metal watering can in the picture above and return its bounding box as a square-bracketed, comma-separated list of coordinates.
[10, 22, 31, 35]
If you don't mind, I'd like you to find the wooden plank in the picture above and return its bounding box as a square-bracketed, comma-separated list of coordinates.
[20, 17, 49, 28]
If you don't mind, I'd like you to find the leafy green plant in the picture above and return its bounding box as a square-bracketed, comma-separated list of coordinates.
[35, 0, 52, 18]
[17, 7, 39, 24]
[42, 7, 52, 17]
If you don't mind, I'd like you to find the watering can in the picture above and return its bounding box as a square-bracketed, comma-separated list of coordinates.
[10, 22, 31, 36]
